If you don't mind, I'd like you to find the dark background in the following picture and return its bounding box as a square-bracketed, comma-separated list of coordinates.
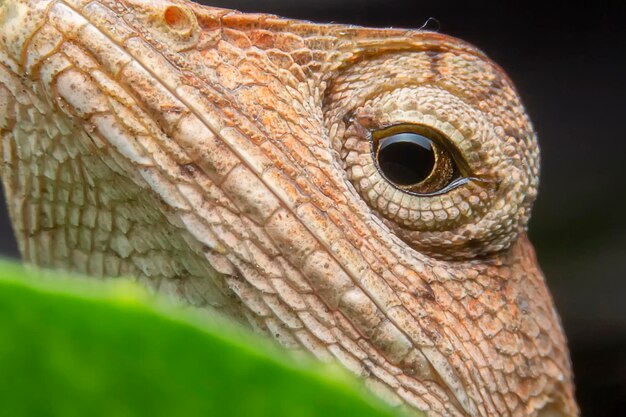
[1, 1, 624, 415]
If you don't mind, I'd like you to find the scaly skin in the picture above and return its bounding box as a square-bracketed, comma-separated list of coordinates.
[0, 1, 577, 416]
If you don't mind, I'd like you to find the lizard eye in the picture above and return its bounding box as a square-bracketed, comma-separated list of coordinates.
[325, 51, 540, 258]
[374, 124, 463, 195]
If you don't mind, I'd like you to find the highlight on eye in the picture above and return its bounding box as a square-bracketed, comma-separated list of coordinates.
[372, 124, 464, 195]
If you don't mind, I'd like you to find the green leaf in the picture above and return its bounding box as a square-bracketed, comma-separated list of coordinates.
[0, 259, 409, 417]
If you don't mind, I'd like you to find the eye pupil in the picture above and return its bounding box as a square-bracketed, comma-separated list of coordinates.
[372, 125, 460, 194]
[377, 133, 436, 186]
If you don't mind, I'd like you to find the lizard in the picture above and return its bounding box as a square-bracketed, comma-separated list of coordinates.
[0, 0, 578, 416]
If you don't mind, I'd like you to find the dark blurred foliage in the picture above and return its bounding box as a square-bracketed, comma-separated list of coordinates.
[1, 0, 625, 415]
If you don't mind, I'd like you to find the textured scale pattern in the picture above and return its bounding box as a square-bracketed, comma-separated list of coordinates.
[0, 1, 577, 416]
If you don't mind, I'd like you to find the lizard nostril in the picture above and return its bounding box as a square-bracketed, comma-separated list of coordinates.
[163, 5, 191, 32]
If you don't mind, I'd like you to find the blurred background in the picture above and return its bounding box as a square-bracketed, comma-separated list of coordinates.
[1, 0, 624, 415]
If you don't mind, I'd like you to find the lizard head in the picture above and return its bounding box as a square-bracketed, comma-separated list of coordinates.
[0, 1, 577, 416]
